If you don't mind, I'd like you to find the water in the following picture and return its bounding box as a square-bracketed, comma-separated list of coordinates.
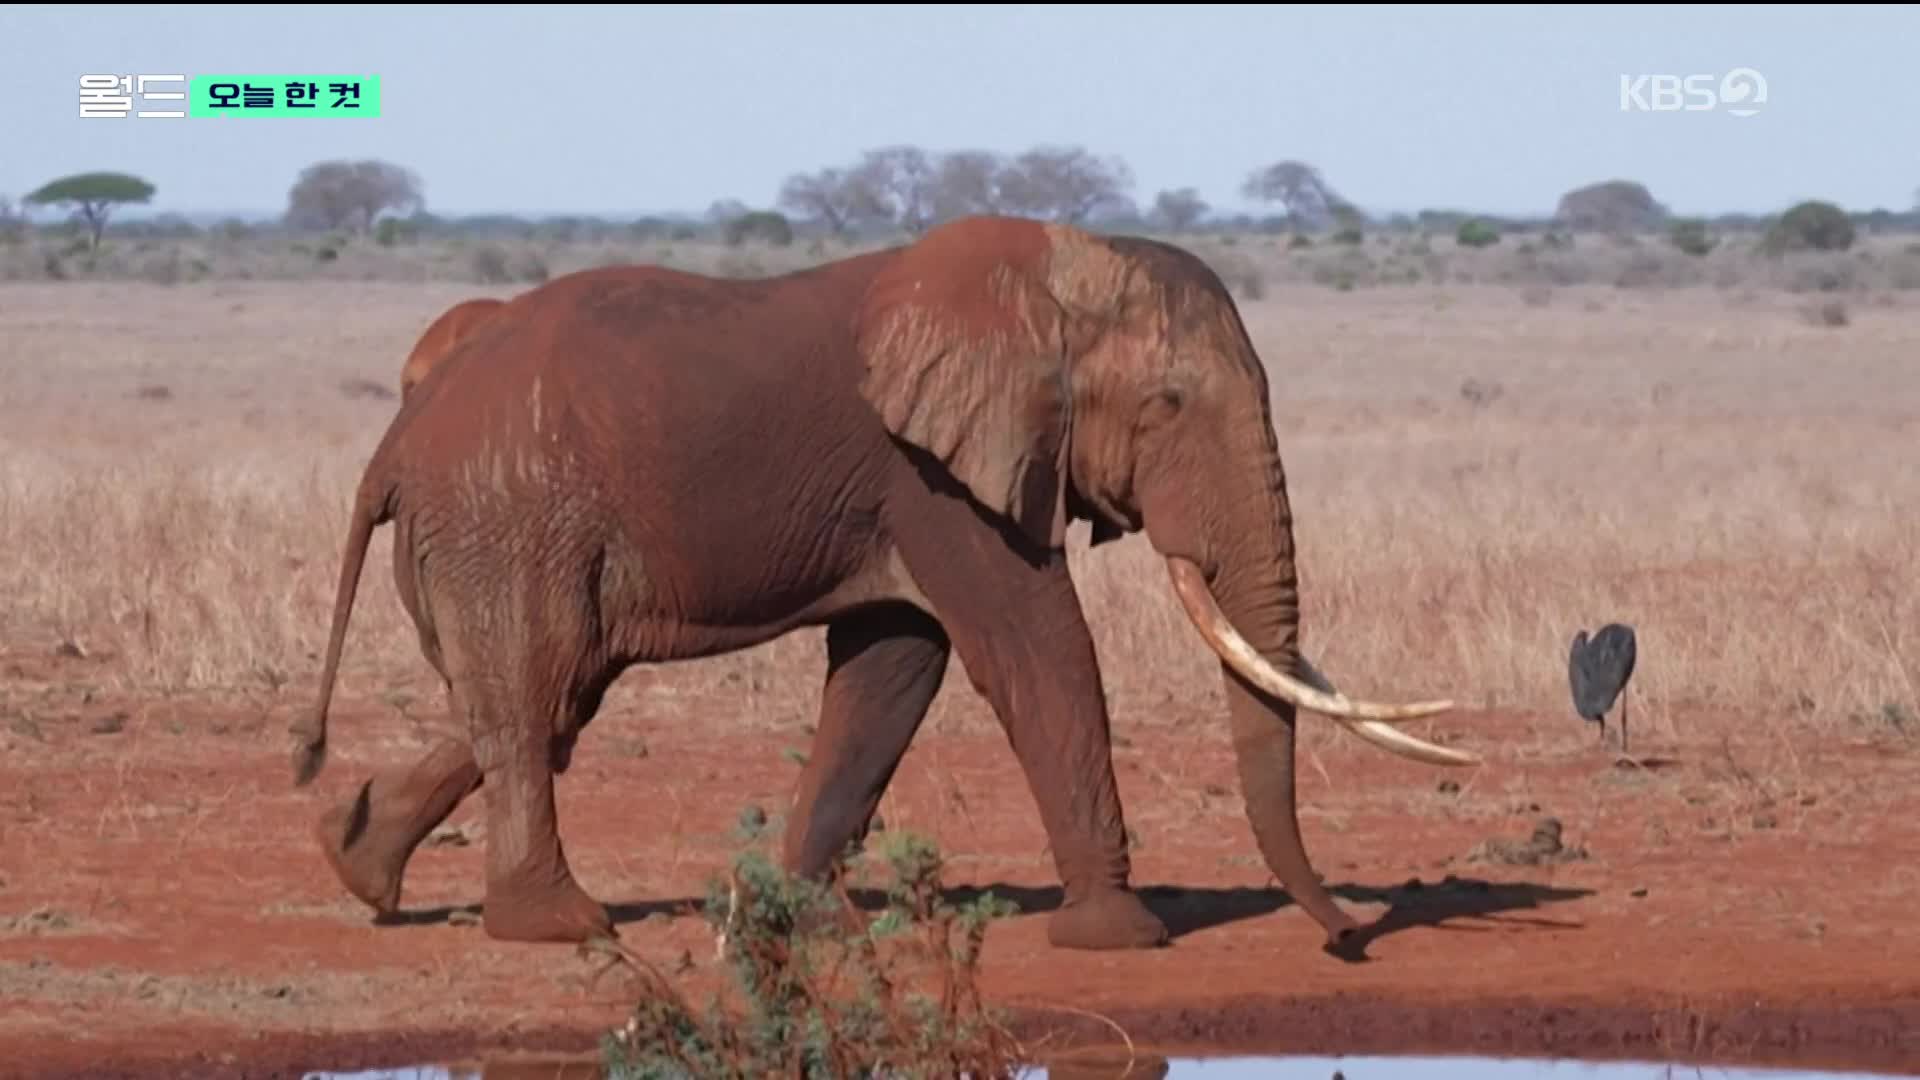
[307, 1056, 1919, 1080]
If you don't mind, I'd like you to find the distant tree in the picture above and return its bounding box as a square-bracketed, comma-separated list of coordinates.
[776, 167, 860, 237]
[1240, 160, 1346, 232]
[706, 198, 751, 224]
[996, 145, 1134, 224]
[0, 195, 24, 245]
[1555, 180, 1667, 234]
[843, 146, 940, 234]
[285, 159, 422, 234]
[927, 150, 1006, 225]
[1149, 188, 1209, 232]
[1762, 199, 1855, 254]
[24, 171, 156, 251]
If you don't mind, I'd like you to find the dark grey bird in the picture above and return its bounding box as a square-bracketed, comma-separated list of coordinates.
[1569, 622, 1637, 753]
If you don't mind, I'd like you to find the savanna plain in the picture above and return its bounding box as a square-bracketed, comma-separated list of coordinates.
[2, 234, 1918, 1078]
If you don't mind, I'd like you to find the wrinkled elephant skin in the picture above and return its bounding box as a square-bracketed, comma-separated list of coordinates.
[291, 215, 1473, 953]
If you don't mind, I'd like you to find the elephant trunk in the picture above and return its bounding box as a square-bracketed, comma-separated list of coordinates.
[1165, 543, 1359, 948]
[1157, 453, 1471, 948]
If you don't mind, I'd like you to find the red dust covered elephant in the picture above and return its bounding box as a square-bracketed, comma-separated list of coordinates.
[290, 216, 1478, 953]
[398, 297, 505, 401]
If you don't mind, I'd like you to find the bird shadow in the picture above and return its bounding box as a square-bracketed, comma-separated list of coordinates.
[1607, 753, 1683, 773]
[374, 878, 1592, 966]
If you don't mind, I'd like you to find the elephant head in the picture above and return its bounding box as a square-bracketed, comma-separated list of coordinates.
[852, 216, 1476, 947]
[398, 297, 506, 401]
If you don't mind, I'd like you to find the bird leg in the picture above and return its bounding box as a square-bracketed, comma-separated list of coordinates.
[1620, 695, 1630, 756]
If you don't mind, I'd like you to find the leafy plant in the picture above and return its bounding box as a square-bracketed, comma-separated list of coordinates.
[1456, 218, 1501, 249]
[599, 821, 1023, 1079]
[1668, 218, 1717, 257]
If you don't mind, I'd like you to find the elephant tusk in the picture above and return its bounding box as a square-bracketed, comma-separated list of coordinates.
[1164, 557, 1480, 767]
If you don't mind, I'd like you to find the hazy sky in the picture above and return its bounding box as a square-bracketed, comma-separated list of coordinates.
[3, 4, 1916, 220]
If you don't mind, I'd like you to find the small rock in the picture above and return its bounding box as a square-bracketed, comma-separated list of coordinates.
[90, 712, 128, 736]
[739, 804, 768, 831]
[1437, 779, 1461, 795]
[1630, 887, 1649, 899]
[1752, 814, 1778, 831]
[262, 984, 292, 1000]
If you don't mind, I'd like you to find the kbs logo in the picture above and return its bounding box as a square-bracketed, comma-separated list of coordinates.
[1619, 68, 1767, 117]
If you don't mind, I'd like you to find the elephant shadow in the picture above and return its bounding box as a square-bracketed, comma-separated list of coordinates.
[382, 878, 1592, 965]
[846, 875, 1595, 964]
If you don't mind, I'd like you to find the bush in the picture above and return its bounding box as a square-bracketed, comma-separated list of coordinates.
[1456, 218, 1500, 248]
[724, 210, 794, 248]
[1764, 200, 1855, 254]
[1669, 218, 1716, 257]
[599, 823, 1022, 1079]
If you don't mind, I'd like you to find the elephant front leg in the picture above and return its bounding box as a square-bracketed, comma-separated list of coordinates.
[468, 691, 612, 944]
[781, 603, 950, 880]
[316, 736, 482, 918]
[901, 526, 1167, 950]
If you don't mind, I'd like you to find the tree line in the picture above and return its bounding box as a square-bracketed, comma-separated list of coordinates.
[7, 149, 1920, 252]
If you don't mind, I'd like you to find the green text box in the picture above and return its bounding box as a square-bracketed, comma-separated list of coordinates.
[189, 76, 380, 117]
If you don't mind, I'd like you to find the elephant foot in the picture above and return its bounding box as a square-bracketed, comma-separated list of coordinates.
[481, 875, 614, 944]
[315, 800, 408, 917]
[1046, 887, 1169, 951]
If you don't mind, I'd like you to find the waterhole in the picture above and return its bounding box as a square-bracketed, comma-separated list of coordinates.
[306, 1054, 1920, 1079]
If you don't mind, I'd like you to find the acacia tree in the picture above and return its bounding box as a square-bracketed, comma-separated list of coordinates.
[285, 159, 424, 234]
[777, 167, 861, 237]
[25, 171, 156, 251]
[1240, 160, 1346, 231]
[996, 145, 1134, 224]
[1150, 188, 1210, 232]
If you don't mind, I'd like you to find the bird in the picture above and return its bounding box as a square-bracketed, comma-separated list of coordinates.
[1568, 622, 1637, 754]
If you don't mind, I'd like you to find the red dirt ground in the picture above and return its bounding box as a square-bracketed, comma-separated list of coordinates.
[3, 648, 1919, 1079]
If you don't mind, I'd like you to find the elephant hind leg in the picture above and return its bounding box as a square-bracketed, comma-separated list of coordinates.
[465, 676, 613, 944]
[317, 735, 482, 917]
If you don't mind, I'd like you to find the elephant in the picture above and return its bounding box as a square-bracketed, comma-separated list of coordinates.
[289, 214, 1477, 954]
[398, 297, 506, 400]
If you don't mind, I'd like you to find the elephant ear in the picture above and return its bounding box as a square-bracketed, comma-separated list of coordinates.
[855, 220, 1077, 550]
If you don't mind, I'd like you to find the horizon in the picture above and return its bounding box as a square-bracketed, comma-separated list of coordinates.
[4, 5, 1918, 225]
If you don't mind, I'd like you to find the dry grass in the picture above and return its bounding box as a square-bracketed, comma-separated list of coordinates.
[2, 269, 1915, 747]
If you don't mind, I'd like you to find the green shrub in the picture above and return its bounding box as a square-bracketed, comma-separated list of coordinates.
[600, 823, 1021, 1079]
[1763, 200, 1855, 254]
[724, 210, 794, 248]
[1456, 218, 1500, 248]
[1669, 218, 1716, 257]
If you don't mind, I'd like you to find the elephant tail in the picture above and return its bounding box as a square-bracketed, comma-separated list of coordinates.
[290, 473, 396, 787]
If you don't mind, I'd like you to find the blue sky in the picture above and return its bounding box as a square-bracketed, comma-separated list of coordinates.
[2, 4, 1916, 220]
